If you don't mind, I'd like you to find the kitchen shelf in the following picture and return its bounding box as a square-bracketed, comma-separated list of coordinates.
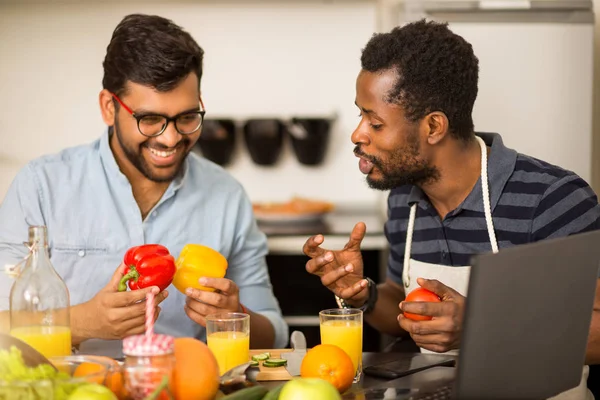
[261, 208, 388, 255]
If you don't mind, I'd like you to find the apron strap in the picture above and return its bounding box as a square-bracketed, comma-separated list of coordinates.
[402, 136, 499, 289]
[403, 204, 418, 288]
[477, 136, 499, 254]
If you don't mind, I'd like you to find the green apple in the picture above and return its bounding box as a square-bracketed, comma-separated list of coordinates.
[279, 378, 342, 400]
[68, 383, 118, 400]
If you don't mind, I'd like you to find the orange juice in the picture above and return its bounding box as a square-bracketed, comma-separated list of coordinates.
[11, 325, 71, 358]
[207, 331, 250, 375]
[320, 320, 362, 374]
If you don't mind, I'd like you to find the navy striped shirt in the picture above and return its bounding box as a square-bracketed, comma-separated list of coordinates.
[385, 132, 600, 285]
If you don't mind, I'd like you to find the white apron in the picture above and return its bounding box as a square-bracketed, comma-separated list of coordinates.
[400, 136, 592, 400]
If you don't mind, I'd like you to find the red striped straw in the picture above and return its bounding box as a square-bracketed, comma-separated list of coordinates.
[145, 291, 155, 339]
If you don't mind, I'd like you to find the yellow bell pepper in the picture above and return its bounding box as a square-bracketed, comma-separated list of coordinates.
[173, 244, 228, 294]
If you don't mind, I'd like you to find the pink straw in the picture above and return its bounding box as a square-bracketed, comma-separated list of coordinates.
[145, 291, 155, 339]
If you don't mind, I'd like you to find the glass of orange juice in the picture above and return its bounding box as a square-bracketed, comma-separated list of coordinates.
[320, 308, 363, 382]
[206, 312, 250, 375]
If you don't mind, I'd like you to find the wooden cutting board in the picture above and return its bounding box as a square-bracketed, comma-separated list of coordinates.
[250, 349, 294, 381]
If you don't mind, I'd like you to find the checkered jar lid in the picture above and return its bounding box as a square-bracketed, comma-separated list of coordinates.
[123, 334, 174, 357]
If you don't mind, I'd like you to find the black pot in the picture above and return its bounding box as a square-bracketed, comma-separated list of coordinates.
[243, 119, 285, 166]
[287, 118, 332, 166]
[196, 119, 236, 166]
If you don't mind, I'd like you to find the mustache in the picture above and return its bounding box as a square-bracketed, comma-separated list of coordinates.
[354, 146, 381, 166]
[144, 139, 190, 151]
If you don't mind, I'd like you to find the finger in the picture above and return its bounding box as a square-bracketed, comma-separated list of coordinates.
[337, 279, 369, 299]
[344, 222, 366, 251]
[305, 252, 336, 276]
[184, 304, 207, 327]
[321, 263, 355, 287]
[155, 290, 169, 305]
[400, 299, 448, 318]
[410, 334, 452, 346]
[109, 286, 160, 308]
[109, 299, 152, 323]
[196, 278, 238, 295]
[417, 278, 461, 301]
[397, 314, 441, 336]
[185, 296, 220, 317]
[121, 315, 148, 337]
[186, 288, 230, 309]
[302, 234, 327, 258]
[104, 263, 127, 292]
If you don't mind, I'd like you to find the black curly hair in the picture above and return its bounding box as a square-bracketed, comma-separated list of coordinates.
[361, 19, 479, 141]
[102, 14, 204, 96]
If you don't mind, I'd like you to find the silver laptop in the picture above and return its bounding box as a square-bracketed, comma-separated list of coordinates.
[355, 230, 600, 400]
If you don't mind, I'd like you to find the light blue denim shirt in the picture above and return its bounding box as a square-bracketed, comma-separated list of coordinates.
[0, 130, 288, 356]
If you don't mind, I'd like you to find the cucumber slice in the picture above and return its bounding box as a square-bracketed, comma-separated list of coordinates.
[249, 360, 259, 367]
[251, 352, 271, 361]
[263, 358, 287, 368]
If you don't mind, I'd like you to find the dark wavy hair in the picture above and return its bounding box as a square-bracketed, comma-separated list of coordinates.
[102, 14, 204, 95]
[361, 19, 479, 141]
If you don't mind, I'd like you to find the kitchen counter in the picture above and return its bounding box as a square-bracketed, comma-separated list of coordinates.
[259, 209, 388, 254]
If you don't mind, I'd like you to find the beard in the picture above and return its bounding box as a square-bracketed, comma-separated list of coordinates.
[355, 130, 440, 191]
[113, 119, 191, 183]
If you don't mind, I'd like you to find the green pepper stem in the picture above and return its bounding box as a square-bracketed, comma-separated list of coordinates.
[144, 375, 173, 400]
[118, 266, 139, 292]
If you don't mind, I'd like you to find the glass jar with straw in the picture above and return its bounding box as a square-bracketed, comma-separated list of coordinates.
[122, 292, 175, 400]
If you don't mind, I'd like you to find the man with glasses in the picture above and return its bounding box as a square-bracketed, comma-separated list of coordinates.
[0, 14, 288, 356]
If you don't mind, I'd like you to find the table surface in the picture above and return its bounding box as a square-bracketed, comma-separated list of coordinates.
[257, 352, 457, 397]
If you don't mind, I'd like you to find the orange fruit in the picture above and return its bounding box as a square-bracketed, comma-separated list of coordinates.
[72, 360, 105, 384]
[173, 244, 228, 293]
[173, 337, 220, 400]
[73, 356, 125, 399]
[300, 344, 355, 394]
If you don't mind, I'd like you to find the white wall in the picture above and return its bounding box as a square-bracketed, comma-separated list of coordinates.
[456, 23, 594, 184]
[0, 1, 595, 209]
[0, 1, 382, 206]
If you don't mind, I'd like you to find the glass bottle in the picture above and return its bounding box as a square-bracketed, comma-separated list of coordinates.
[9, 225, 71, 358]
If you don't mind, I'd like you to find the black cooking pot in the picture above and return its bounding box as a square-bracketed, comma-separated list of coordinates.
[196, 119, 236, 166]
[287, 117, 332, 166]
[243, 119, 285, 166]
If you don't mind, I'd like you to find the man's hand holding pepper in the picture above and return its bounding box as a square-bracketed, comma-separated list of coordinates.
[184, 277, 241, 327]
[70, 264, 169, 345]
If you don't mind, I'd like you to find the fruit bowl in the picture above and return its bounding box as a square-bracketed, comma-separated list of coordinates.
[0, 354, 117, 400]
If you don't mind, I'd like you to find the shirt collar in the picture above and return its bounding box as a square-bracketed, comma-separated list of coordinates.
[99, 127, 189, 193]
[407, 132, 517, 213]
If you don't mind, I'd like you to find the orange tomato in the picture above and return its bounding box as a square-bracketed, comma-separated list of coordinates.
[300, 344, 355, 394]
[173, 337, 220, 400]
[404, 287, 441, 321]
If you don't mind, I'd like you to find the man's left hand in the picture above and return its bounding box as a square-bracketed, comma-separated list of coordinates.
[184, 277, 242, 327]
[398, 278, 466, 353]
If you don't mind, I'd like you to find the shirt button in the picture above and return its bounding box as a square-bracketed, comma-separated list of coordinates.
[153, 211, 158, 217]
[78, 250, 85, 257]
[442, 251, 447, 259]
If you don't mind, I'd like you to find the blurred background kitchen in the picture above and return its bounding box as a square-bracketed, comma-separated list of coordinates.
[0, 0, 598, 350]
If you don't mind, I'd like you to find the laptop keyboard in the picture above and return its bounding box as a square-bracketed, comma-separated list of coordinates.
[409, 384, 453, 400]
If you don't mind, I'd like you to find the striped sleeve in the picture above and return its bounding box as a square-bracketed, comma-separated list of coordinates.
[531, 174, 600, 241]
[385, 188, 410, 286]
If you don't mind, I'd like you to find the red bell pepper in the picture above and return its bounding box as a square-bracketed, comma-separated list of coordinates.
[118, 244, 176, 292]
